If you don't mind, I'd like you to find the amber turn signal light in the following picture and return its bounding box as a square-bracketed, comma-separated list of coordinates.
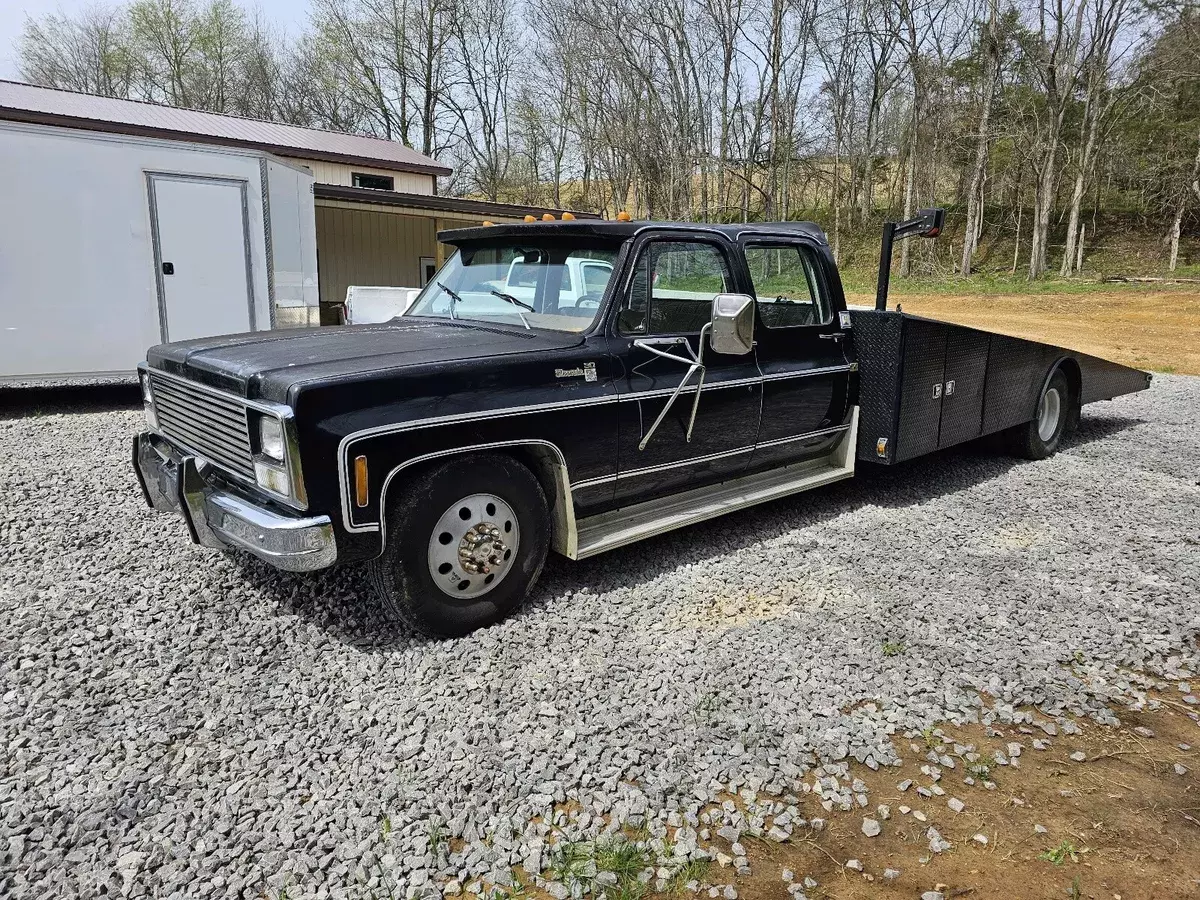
[523, 214, 536, 222]
[616, 211, 632, 222]
[354, 455, 369, 507]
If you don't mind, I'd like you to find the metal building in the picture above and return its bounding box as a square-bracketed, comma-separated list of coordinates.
[0, 81, 595, 376]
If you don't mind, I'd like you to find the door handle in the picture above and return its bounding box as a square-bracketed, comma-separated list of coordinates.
[819, 332, 844, 341]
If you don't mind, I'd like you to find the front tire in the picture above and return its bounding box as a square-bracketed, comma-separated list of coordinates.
[369, 453, 550, 637]
[1008, 370, 1071, 460]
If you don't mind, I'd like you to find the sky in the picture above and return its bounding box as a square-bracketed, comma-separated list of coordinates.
[0, 1, 306, 81]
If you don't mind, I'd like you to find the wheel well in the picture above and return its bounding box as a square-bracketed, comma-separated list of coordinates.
[377, 443, 574, 556]
[1054, 357, 1082, 429]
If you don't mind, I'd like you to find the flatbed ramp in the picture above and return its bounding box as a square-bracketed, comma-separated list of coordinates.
[849, 310, 1151, 465]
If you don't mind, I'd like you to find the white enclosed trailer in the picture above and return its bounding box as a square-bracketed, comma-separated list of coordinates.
[0, 120, 319, 382]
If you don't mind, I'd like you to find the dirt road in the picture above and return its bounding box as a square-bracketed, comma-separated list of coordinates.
[846, 288, 1200, 375]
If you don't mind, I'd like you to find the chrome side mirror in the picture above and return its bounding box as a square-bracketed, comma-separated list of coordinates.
[710, 293, 755, 355]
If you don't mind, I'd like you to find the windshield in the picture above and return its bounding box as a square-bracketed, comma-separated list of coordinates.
[405, 243, 618, 333]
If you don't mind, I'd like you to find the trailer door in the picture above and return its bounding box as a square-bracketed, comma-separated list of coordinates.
[149, 174, 254, 342]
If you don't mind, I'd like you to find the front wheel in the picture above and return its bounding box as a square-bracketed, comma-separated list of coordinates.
[369, 453, 550, 637]
[1008, 370, 1071, 460]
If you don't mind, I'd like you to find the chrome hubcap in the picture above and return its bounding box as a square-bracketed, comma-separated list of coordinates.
[1037, 386, 1062, 442]
[427, 493, 519, 599]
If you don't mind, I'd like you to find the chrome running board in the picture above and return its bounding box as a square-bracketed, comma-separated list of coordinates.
[570, 408, 858, 559]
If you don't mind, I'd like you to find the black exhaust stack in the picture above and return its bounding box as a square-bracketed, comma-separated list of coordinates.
[875, 208, 945, 311]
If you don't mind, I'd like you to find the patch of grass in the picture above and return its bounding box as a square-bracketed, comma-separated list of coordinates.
[922, 727, 941, 749]
[548, 839, 597, 891]
[493, 872, 532, 900]
[1039, 840, 1083, 866]
[427, 817, 446, 860]
[666, 859, 711, 896]
[625, 820, 652, 844]
[968, 762, 992, 782]
[882, 640, 906, 657]
[1068, 875, 1083, 899]
[596, 839, 653, 900]
[842, 270, 1186, 297]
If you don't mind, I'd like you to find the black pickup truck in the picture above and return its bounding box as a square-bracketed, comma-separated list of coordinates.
[134, 211, 1150, 636]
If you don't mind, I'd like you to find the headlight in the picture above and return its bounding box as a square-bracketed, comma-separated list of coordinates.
[259, 416, 285, 462]
[141, 376, 158, 430]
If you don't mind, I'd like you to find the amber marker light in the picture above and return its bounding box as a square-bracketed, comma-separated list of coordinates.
[616, 211, 632, 221]
[524, 214, 537, 222]
[561, 212, 576, 221]
[542, 213, 555, 221]
[482, 220, 495, 226]
[354, 455, 369, 507]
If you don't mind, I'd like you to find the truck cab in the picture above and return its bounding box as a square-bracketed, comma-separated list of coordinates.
[133, 217, 1149, 637]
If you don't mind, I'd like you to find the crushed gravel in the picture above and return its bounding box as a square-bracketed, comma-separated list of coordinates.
[2, 376, 1199, 898]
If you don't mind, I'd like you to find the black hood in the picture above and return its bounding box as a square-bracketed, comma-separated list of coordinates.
[146, 318, 585, 403]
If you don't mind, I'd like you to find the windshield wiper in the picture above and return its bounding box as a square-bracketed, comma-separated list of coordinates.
[490, 289, 534, 311]
[436, 280, 463, 319]
[490, 290, 533, 329]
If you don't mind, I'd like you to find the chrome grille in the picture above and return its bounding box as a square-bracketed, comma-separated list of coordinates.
[149, 374, 254, 479]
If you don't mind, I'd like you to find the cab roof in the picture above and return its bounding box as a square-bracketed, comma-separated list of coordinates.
[438, 219, 829, 246]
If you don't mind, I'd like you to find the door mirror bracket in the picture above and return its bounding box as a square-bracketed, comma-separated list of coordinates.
[632, 326, 711, 450]
[710, 293, 755, 356]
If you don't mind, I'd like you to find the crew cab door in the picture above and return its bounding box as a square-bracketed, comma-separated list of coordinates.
[741, 238, 853, 469]
[609, 235, 762, 505]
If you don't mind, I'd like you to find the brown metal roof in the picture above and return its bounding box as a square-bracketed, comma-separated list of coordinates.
[314, 184, 602, 221]
[0, 80, 452, 177]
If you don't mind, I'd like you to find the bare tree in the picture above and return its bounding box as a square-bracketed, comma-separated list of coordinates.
[1060, 0, 1135, 275]
[960, 0, 1003, 274]
[19, 4, 136, 97]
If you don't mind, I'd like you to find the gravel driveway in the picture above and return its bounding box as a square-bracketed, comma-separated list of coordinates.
[2, 378, 1198, 899]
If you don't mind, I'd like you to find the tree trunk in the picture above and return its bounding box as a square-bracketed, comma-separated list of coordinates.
[1061, 77, 1108, 274]
[1060, 168, 1088, 276]
[960, 0, 999, 276]
[1011, 199, 1022, 275]
[1028, 139, 1059, 279]
[1167, 208, 1182, 272]
[899, 114, 918, 277]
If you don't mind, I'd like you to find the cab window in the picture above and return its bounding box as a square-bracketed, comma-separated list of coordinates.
[744, 243, 830, 328]
[581, 262, 611, 297]
[620, 241, 732, 335]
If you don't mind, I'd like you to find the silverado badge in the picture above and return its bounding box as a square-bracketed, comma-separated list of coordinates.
[555, 362, 597, 382]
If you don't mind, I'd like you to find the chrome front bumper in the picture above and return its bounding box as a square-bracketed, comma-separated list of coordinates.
[133, 432, 337, 572]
